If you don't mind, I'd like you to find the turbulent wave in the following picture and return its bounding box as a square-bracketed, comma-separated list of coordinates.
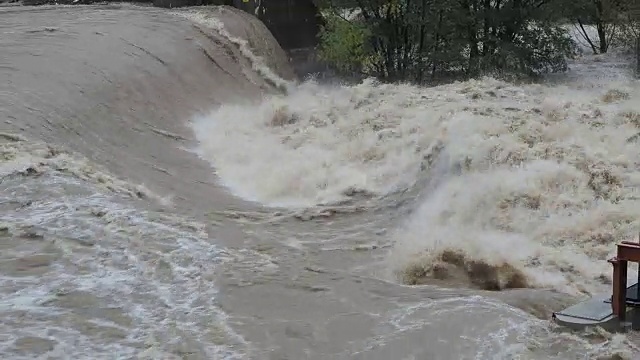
[193, 78, 447, 207]
[193, 36, 640, 295]
[389, 77, 640, 294]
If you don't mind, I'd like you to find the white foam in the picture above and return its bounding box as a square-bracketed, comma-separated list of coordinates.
[192, 78, 453, 207]
[0, 138, 245, 359]
[191, 39, 640, 293]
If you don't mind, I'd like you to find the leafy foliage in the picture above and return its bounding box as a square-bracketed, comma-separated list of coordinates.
[318, 12, 371, 75]
[317, 0, 579, 84]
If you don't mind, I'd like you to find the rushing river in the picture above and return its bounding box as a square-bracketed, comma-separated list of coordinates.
[1, 4, 640, 359]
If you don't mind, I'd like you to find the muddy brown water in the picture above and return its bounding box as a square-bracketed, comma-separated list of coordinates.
[1, 4, 638, 359]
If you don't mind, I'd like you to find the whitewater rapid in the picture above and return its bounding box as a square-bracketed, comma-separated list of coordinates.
[2, 3, 640, 359]
[195, 54, 640, 296]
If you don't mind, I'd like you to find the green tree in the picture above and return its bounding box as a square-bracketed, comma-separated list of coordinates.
[317, 0, 577, 84]
[318, 12, 371, 76]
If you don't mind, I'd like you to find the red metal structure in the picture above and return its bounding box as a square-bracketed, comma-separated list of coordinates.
[608, 239, 640, 323]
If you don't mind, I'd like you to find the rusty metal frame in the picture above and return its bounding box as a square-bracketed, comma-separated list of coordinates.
[608, 240, 640, 323]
